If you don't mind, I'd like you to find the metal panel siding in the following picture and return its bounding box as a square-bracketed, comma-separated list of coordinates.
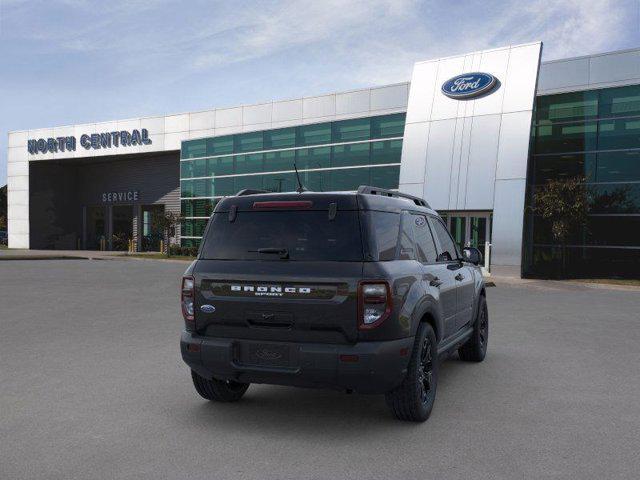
[400, 42, 542, 268]
[537, 58, 589, 93]
[336, 89, 370, 115]
[75, 153, 179, 210]
[463, 113, 501, 209]
[589, 50, 640, 86]
[492, 179, 527, 266]
[537, 48, 640, 95]
[370, 84, 409, 111]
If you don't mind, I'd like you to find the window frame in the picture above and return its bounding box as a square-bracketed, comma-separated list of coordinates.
[428, 215, 461, 263]
[409, 212, 439, 265]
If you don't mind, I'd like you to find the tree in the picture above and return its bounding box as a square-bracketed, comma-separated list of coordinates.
[151, 210, 183, 256]
[533, 177, 589, 278]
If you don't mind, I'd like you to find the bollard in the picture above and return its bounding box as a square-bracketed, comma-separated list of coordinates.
[482, 241, 492, 276]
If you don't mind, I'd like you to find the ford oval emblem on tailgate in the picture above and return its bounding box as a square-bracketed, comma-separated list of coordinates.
[200, 304, 216, 313]
[254, 349, 283, 360]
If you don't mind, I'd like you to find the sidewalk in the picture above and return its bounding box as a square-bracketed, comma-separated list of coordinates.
[0, 249, 132, 261]
[0, 249, 195, 264]
[487, 265, 640, 292]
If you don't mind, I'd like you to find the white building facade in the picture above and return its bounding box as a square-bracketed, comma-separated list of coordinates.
[7, 43, 640, 278]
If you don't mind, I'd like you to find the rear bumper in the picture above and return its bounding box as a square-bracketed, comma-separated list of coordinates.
[180, 331, 414, 394]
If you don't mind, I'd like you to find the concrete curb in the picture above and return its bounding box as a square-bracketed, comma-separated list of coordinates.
[0, 255, 91, 261]
[0, 254, 193, 264]
[490, 276, 640, 292]
[562, 280, 640, 292]
[115, 255, 193, 264]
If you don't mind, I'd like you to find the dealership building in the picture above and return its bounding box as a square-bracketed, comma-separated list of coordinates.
[6, 42, 640, 277]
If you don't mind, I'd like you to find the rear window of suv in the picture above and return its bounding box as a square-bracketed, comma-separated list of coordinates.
[200, 210, 363, 261]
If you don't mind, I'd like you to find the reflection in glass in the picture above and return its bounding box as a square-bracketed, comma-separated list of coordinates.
[179, 115, 406, 244]
[469, 217, 488, 257]
[525, 85, 640, 278]
[332, 118, 370, 142]
[449, 216, 466, 252]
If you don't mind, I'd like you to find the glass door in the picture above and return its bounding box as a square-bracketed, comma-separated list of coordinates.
[112, 205, 134, 251]
[442, 212, 492, 268]
[469, 216, 489, 258]
[141, 205, 164, 252]
[449, 216, 467, 253]
[86, 206, 106, 250]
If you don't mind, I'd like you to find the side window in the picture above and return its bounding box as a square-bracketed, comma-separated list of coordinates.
[429, 217, 458, 262]
[412, 214, 438, 263]
[398, 212, 416, 260]
[367, 211, 401, 261]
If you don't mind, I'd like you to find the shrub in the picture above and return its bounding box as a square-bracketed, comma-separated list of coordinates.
[169, 245, 198, 257]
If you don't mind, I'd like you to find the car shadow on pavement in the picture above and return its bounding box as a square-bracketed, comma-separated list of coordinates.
[177, 355, 473, 437]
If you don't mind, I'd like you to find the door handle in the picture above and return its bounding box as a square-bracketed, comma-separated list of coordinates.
[455, 273, 465, 281]
[429, 277, 443, 287]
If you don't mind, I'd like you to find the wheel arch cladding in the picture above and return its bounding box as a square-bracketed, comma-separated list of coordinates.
[419, 310, 441, 342]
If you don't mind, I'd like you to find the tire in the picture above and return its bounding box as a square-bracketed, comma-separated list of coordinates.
[385, 323, 438, 422]
[191, 370, 249, 402]
[458, 295, 488, 362]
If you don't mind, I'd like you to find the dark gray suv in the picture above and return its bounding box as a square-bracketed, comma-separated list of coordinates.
[180, 186, 488, 422]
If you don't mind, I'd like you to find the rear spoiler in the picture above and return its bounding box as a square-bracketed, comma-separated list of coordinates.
[235, 189, 271, 196]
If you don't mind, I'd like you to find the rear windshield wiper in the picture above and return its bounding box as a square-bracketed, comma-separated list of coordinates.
[249, 247, 289, 259]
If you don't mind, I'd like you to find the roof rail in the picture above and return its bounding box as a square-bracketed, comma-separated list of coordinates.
[357, 185, 431, 208]
[235, 189, 271, 196]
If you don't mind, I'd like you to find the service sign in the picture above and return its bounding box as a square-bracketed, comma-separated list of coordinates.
[102, 191, 139, 203]
[441, 72, 497, 99]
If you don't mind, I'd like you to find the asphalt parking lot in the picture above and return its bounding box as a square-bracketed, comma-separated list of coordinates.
[1, 259, 639, 479]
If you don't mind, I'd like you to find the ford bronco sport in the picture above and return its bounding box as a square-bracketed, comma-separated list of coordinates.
[180, 186, 488, 422]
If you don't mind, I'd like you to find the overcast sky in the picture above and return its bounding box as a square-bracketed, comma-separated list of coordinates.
[2, 0, 639, 185]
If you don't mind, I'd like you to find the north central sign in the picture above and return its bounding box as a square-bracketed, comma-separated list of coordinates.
[441, 72, 497, 99]
[27, 128, 152, 155]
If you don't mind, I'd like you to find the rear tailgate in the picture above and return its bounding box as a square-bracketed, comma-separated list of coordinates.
[193, 197, 365, 344]
[193, 260, 362, 344]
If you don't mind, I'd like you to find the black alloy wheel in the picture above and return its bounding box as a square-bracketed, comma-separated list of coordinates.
[458, 295, 488, 362]
[385, 323, 438, 422]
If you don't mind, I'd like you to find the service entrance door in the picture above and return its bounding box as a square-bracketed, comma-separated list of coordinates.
[86, 206, 106, 250]
[140, 205, 164, 252]
[441, 212, 492, 269]
[111, 205, 134, 251]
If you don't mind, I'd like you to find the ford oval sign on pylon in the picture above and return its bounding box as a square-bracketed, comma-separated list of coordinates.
[441, 72, 497, 99]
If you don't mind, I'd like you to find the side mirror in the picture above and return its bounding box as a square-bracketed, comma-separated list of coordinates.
[462, 247, 483, 266]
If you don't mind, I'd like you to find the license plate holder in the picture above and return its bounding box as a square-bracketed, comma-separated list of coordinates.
[239, 342, 291, 368]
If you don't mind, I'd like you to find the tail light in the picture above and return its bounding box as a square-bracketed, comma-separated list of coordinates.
[181, 276, 195, 327]
[358, 281, 392, 330]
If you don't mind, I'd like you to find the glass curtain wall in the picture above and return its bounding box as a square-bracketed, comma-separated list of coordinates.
[180, 113, 405, 247]
[523, 85, 640, 278]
